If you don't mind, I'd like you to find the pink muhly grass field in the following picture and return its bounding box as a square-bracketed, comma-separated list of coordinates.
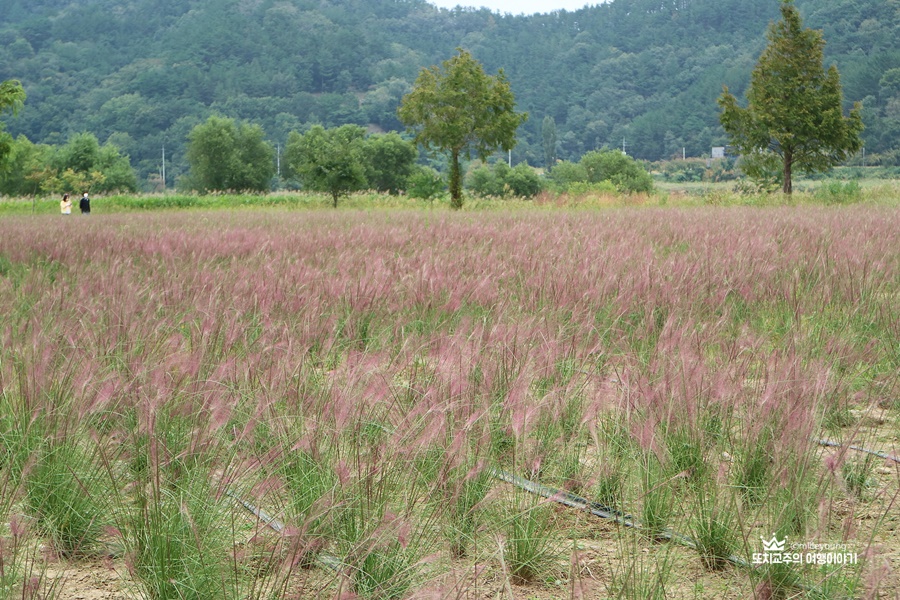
[0, 206, 898, 598]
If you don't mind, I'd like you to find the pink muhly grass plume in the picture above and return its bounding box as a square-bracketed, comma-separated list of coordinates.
[400, 406, 447, 457]
[8, 515, 27, 540]
[632, 416, 663, 462]
[863, 552, 893, 600]
[509, 401, 537, 442]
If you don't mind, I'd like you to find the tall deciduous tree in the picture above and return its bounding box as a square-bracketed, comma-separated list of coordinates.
[718, 0, 862, 195]
[284, 124, 367, 208]
[186, 116, 274, 192]
[46, 132, 137, 193]
[398, 49, 527, 209]
[363, 132, 417, 195]
[0, 80, 26, 171]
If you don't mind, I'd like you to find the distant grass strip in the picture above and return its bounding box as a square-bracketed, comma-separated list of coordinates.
[2, 181, 898, 215]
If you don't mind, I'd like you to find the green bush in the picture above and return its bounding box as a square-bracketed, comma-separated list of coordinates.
[549, 152, 653, 194]
[815, 180, 862, 204]
[466, 161, 543, 198]
[406, 166, 444, 200]
[547, 160, 588, 190]
[580, 150, 654, 194]
[566, 180, 618, 196]
[24, 441, 107, 557]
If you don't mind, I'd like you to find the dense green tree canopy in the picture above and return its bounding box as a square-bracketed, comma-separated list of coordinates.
[284, 124, 367, 208]
[0, 135, 45, 196]
[363, 133, 418, 195]
[399, 49, 527, 208]
[406, 166, 444, 201]
[718, 1, 863, 194]
[0, 131, 137, 195]
[185, 116, 274, 192]
[0, 80, 25, 117]
[49, 132, 137, 193]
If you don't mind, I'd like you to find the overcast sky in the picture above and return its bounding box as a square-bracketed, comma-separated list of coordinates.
[428, 0, 598, 15]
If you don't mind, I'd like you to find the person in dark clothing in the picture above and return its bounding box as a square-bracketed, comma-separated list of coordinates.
[79, 192, 91, 214]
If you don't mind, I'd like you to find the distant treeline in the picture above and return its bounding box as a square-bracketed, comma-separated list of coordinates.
[1, 0, 897, 189]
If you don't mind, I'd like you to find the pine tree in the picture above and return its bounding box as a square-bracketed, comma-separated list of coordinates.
[718, 1, 862, 194]
[542, 116, 558, 169]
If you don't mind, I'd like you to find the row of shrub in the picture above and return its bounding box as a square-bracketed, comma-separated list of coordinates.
[0, 178, 893, 215]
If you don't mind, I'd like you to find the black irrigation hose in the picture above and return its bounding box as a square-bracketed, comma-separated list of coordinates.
[489, 467, 751, 569]
[489, 467, 635, 527]
[227, 454, 877, 596]
[491, 445, 894, 600]
[225, 489, 286, 533]
[228, 436, 897, 587]
[815, 438, 900, 465]
[490, 468, 859, 599]
[225, 490, 343, 573]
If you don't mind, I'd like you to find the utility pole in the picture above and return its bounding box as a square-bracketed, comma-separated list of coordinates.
[161, 143, 166, 193]
[277, 143, 281, 177]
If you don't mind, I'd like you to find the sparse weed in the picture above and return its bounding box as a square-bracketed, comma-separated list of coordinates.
[640, 457, 674, 540]
[501, 491, 560, 585]
[607, 534, 674, 600]
[446, 469, 491, 559]
[734, 431, 773, 506]
[280, 447, 336, 564]
[690, 494, 737, 571]
[0, 519, 62, 600]
[664, 427, 708, 489]
[594, 461, 627, 511]
[0, 392, 45, 516]
[841, 455, 875, 500]
[753, 561, 802, 600]
[349, 539, 418, 600]
[23, 440, 107, 557]
[123, 470, 237, 600]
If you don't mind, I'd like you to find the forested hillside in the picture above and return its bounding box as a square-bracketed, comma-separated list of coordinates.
[0, 0, 897, 188]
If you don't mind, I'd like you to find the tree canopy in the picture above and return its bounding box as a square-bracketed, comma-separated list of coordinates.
[0, 79, 26, 171]
[185, 116, 275, 192]
[284, 124, 368, 208]
[0, 130, 137, 195]
[718, 0, 863, 194]
[363, 133, 418, 196]
[0, 80, 25, 117]
[399, 48, 527, 209]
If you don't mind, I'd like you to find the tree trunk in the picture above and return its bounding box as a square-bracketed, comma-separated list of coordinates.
[332, 190, 339, 208]
[782, 149, 793, 195]
[449, 149, 463, 210]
